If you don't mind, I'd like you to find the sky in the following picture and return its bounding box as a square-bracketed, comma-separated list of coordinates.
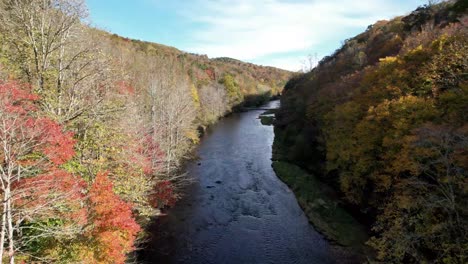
[86, 0, 426, 71]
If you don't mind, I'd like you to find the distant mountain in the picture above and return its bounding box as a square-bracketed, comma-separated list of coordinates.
[102, 32, 292, 105]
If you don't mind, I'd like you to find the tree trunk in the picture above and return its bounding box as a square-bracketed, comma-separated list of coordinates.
[6, 185, 14, 264]
[0, 191, 7, 264]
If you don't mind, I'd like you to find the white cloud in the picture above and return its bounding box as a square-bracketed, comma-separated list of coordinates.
[257, 57, 305, 72]
[176, 0, 422, 70]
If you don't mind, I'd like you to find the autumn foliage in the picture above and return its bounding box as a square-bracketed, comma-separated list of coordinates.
[0, 0, 289, 262]
[0, 81, 86, 262]
[151, 181, 177, 208]
[88, 172, 141, 264]
[275, 2, 467, 262]
[0, 79, 148, 263]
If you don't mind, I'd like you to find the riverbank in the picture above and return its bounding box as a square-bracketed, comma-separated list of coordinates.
[271, 161, 368, 249]
[268, 109, 369, 256]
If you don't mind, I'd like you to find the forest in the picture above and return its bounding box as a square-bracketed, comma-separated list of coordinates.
[274, 0, 467, 263]
[0, 0, 291, 263]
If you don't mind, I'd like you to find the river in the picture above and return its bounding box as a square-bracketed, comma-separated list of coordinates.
[142, 100, 352, 264]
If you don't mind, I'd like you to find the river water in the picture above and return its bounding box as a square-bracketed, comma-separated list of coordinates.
[143, 100, 349, 264]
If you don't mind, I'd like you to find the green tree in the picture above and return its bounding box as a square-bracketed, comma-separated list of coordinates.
[221, 74, 243, 104]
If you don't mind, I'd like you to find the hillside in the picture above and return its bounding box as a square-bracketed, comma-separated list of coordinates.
[274, 0, 467, 262]
[0, 1, 290, 262]
[102, 32, 291, 108]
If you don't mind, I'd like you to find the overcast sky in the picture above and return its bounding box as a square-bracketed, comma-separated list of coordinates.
[87, 0, 425, 71]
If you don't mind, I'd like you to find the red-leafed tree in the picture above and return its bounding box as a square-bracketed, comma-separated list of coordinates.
[151, 181, 177, 209]
[88, 172, 141, 264]
[0, 80, 86, 263]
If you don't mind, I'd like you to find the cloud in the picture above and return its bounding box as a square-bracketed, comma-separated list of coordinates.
[256, 57, 307, 72]
[175, 0, 421, 70]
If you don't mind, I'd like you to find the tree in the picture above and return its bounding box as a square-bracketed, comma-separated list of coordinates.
[110, 98, 167, 220]
[199, 83, 228, 125]
[87, 172, 141, 264]
[220, 74, 243, 104]
[0, 80, 86, 263]
[369, 124, 467, 263]
[0, 0, 87, 88]
[301, 53, 318, 73]
[0, 0, 113, 124]
[146, 55, 197, 175]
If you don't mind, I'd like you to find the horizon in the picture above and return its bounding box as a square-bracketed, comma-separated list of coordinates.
[87, 0, 426, 71]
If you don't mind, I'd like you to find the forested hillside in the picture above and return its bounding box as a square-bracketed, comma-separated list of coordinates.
[274, 0, 467, 262]
[0, 0, 290, 262]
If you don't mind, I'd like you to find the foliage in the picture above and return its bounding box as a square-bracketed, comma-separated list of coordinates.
[150, 181, 177, 208]
[198, 83, 228, 125]
[87, 172, 141, 264]
[368, 124, 467, 263]
[0, 0, 291, 261]
[0, 80, 86, 262]
[275, 2, 467, 262]
[220, 73, 243, 104]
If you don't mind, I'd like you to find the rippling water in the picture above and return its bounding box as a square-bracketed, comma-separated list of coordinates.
[142, 100, 349, 264]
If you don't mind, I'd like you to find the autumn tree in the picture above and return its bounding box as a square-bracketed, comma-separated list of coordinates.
[198, 83, 228, 125]
[0, 0, 292, 261]
[0, 0, 120, 188]
[0, 80, 86, 263]
[0, 0, 113, 124]
[86, 172, 141, 264]
[220, 74, 243, 105]
[146, 55, 197, 175]
[109, 89, 168, 220]
[369, 124, 467, 263]
[275, 3, 467, 262]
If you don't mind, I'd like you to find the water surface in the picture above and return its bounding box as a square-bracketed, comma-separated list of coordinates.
[144, 100, 349, 264]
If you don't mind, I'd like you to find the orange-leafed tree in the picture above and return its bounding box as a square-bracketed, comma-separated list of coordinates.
[0, 80, 86, 263]
[87, 172, 141, 264]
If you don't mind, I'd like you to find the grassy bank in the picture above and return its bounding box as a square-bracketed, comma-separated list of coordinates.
[272, 161, 368, 249]
[259, 115, 274, 126]
[259, 109, 277, 126]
